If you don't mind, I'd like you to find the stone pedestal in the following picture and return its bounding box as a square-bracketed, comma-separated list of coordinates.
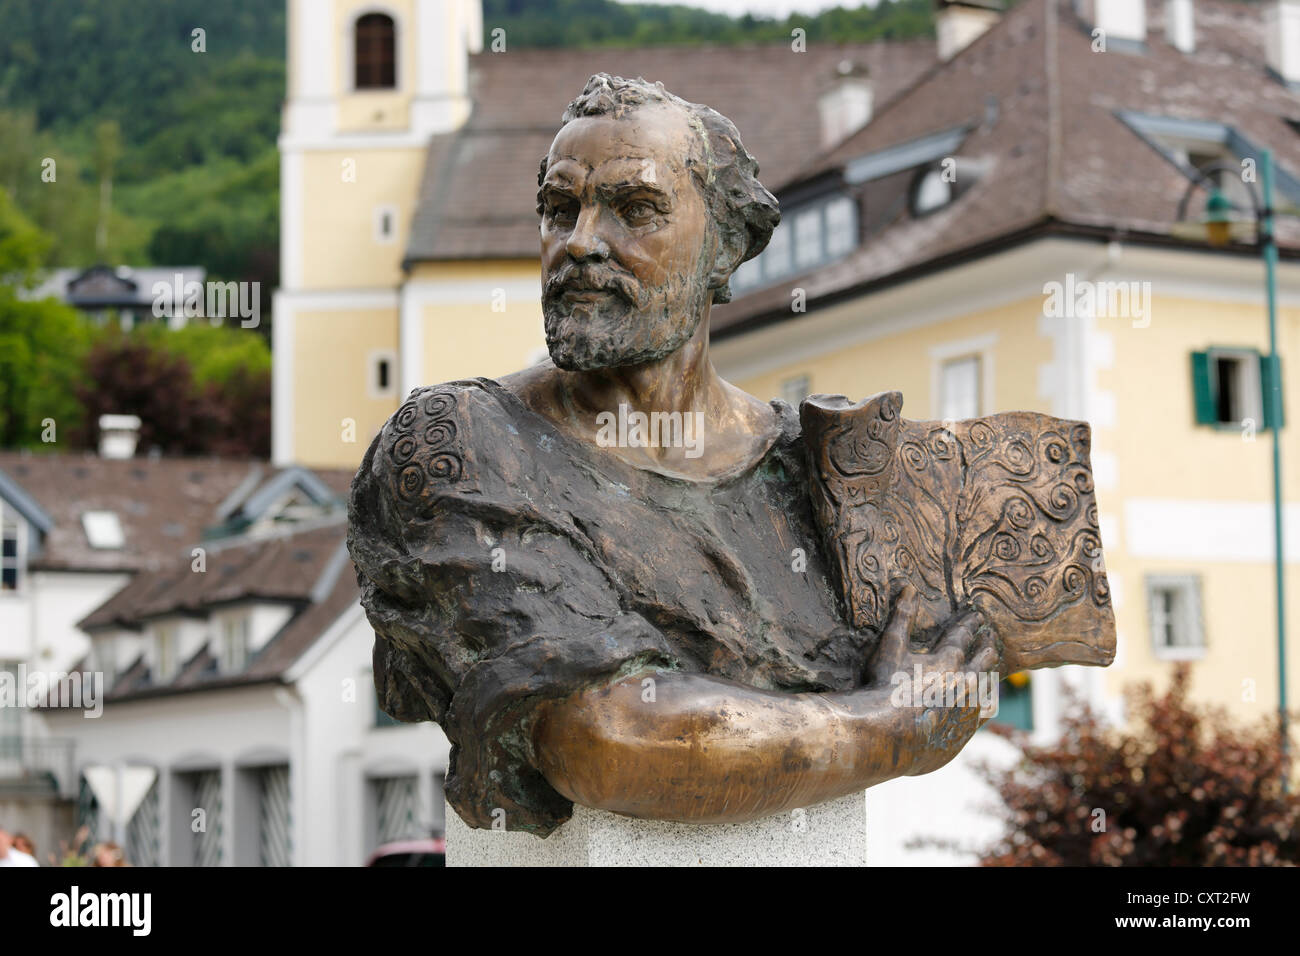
[445, 792, 867, 866]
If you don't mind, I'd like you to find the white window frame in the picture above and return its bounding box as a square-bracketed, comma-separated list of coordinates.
[729, 255, 762, 295]
[1206, 347, 1263, 428]
[0, 660, 20, 738]
[343, 5, 404, 94]
[219, 615, 251, 674]
[95, 637, 118, 690]
[929, 333, 997, 421]
[155, 624, 178, 683]
[368, 348, 399, 400]
[912, 167, 954, 216]
[793, 208, 824, 270]
[824, 195, 857, 259]
[82, 510, 125, 550]
[1145, 574, 1205, 660]
[762, 222, 792, 280]
[0, 502, 25, 596]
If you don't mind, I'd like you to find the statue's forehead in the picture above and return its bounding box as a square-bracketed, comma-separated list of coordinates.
[546, 110, 693, 182]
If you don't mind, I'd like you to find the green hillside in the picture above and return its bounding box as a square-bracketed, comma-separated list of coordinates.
[0, 0, 939, 286]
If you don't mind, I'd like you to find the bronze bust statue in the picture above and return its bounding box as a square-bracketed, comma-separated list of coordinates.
[347, 73, 1115, 836]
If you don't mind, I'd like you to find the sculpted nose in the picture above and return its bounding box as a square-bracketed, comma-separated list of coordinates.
[566, 207, 610, 261]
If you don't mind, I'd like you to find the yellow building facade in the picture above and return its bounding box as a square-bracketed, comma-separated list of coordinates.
[274, 0, 486, 468]
[274, 0, 1300, 734]
[714, 238, 1300, 728]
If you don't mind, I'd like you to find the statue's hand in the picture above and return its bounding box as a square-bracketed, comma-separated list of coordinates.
[867, 583, 1000, 775]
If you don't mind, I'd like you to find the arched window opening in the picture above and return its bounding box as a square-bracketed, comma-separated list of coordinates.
[355, 13, 396, 89]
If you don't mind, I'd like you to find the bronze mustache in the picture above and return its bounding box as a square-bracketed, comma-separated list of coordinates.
[544, 263, 646, 308]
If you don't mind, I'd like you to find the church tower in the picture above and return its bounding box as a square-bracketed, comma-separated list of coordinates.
[274, 0, 482, 466]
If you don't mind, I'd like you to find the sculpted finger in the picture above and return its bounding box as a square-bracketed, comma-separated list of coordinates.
[939, 609, 983, 658]
[969, 643, 998, 676]
[929, 644, 965, 674]
[874, 582, 918, 676]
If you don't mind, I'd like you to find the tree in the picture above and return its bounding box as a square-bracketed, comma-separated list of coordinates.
[0, 188, 91, 448]
[73, 333, 271, 458]
[74, 335, 216, 456]
[972, 665, 1298, 866]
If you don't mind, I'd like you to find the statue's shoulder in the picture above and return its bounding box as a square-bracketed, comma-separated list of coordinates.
[359, 377, 521, 514]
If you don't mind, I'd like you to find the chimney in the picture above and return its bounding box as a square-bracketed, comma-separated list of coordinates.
[98, 414, 141, 459]
[1078, 0, 1147, 47]
[935, 0, 1003, 62]
[1166, 0, 1195, 53]
[818, 61, 874, 149]
[1267, 1, 1300, 88]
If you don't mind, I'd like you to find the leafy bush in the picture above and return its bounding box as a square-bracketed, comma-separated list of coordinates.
[976, 665, 1298, 866]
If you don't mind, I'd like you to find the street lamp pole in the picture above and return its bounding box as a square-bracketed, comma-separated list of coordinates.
[1179, 152, 1291, 787]
[1261, 148, 1290, 786]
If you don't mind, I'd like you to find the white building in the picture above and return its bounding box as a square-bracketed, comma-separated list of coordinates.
[0, 437, 450, 866]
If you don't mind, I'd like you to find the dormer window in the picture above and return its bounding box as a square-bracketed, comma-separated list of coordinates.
[1118, 111, 1300, 214]
[912, 167, 954, 217]
[220, 615, 250, 673]
[95, 638, 118, 689]
[155, 625, 178, 682]
[82, 511, 124, 550]
[355, 13, 396, 90]
[731, 194, 859, 295]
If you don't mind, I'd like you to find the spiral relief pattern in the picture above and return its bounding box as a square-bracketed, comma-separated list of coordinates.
[802, 394, 1115, 667]
[387, 386, 468, 501]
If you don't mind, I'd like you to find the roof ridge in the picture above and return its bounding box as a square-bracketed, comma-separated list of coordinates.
[467, 38, 938, 58]
[1045, 0, 1062, 220]
[780, 0, 1050, 191]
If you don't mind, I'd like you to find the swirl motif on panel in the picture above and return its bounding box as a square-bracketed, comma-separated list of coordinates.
[801, 392, 1116, 672]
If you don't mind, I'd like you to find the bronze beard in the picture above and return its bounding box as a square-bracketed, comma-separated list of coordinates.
[541, 241, 715, 371]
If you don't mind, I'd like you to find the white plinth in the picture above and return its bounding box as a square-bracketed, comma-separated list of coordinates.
[445, 792, 868, 866]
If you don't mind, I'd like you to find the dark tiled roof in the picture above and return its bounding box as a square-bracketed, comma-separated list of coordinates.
[85, 523, 362, 703]
[244, 561, 359, 682]
[0, 453, 260, 572]
[712, 0, 1300, 334]
[78, 520, 349, 630]
[406, 40, 938, 262]
[0, 452, 356, 573]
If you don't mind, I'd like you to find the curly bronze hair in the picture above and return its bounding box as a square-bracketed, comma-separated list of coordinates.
[537, 73, 781, 304]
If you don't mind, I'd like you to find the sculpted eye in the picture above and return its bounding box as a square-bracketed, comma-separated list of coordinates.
[620, 200, 658, 225]
[546, 197, 578, 224]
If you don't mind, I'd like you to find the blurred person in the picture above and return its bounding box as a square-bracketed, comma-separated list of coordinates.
[91, 841, 127, 867]
[12, 833, 35, 857]
[0, 826, 39, 867]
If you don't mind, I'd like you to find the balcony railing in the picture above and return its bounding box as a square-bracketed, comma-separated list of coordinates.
[0, 735, 76, 798]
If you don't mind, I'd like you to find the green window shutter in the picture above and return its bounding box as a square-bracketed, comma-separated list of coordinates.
[1261, 353, 1285, 430]
[1191, 351, 1217, 425]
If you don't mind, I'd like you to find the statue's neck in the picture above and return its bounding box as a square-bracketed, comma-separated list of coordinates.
[569, 314, 720, 419]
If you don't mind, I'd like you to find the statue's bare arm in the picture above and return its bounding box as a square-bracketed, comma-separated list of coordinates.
[530, 585, 999, 823]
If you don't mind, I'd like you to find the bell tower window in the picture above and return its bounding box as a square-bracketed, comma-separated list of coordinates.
[355, 13, 396, 90]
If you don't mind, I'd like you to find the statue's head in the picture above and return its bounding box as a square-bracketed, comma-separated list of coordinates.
[537, 73, 780, 371]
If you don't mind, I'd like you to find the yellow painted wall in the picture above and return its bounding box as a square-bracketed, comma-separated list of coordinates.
[299, 149, 425, 289]
[408, 261, 549, 386]
[337, 91, 410, 132]
[1094, 293, 1300, 717]
[1100, 295, 1300, 502]
[292, 307, 399, 467]
[731, 294, 1052, 417]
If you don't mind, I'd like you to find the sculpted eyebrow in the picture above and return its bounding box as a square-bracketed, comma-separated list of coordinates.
[596, 180, 672, 207]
